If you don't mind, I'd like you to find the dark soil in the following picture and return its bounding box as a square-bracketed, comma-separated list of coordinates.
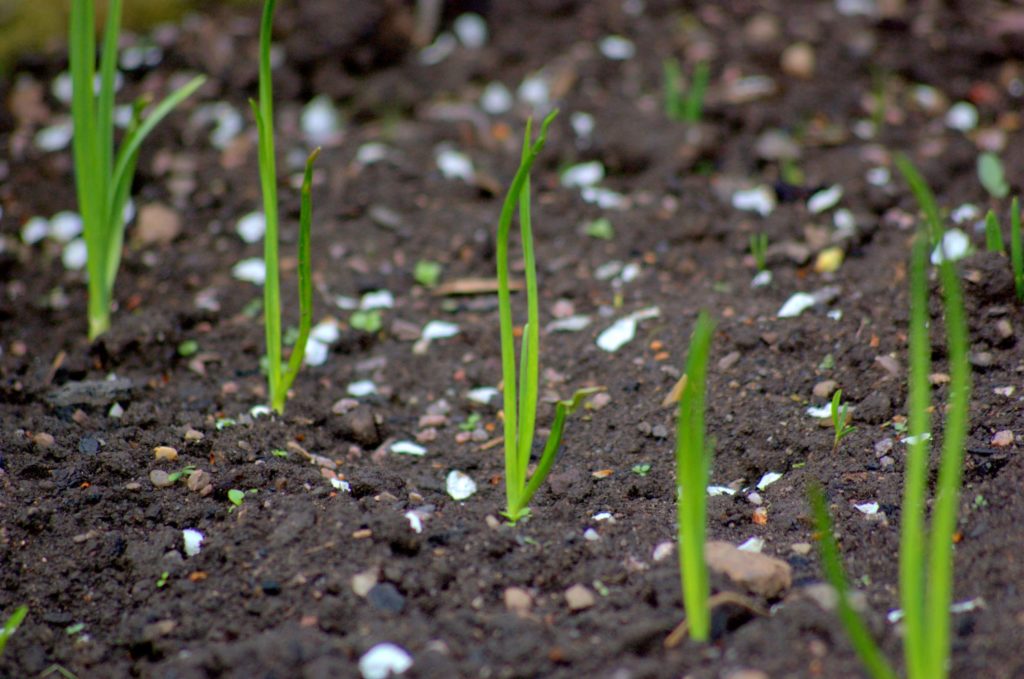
[4, 1, 1024, 677]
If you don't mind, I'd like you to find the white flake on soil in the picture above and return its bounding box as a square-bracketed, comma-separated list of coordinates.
[446, 470, 477, 500]
[547, 315, 592, 333]
[707, 485, 737, 496]
[930, 229, 971, 264]
[517, 74, 551, 111]
[347, 380, 377, 397]
[807, 184, 843, 214]
[946, 101, 979, 132]
[35, 121, 74, 152]
[756, 472, 783, 490]
[21, 216, 50, 245]
[806, 404, 833, 418]
[570, 112, 595, 139]
[421, 320, 460, 340]
[359, 643, 413, 679]
[738, 537, 765, 553]
[751, 270, 773, 288]
[435, 148, 474, 182]
[231, 258, 266, 285]
[561, 161, 605, 188]
[855, 501, 879, 515]
[480, 82, 513, 115]
[581, 186, 628, 209]
[360, 290, 394, 310]
[596, 317, 636, 352]
[778, 292, 816, 318]
[62, 239, 88, 271]
[732, 185, 776, 217]
[391, 440, 427, 456]
[467, 387, 498, 404]
[303, 338, 330, 367]
[301, 95, 343, 145]
[182, 529, 205, 557]
[599, 35, 635, 60]
[356, 143, 389, 165]
[453, 13, 488, 48]
[236, 212, 265, 244]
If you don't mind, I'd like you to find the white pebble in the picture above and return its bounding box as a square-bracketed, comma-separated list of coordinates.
[301, 95, 343, 145]
[570, 111, 595, 139]
[421, 320, 460, 341]
[583, 528, 600, 541]
[581, 186, 628, 209]
[435, 148, 475, 182]
[453, 13, 488, 48]
[347, 380, 378, 397]
[356, 143, 389, 165]
[652, 541, 675, 561]
[930, 229, 971, 264]
[732, 186, 776, 217]
[35, 121, 74, 152]
[62, 238, 88, 271]
[517, 74, 551, 111]
[49, 211, 83, 242]
[807, 184, 843, 214]
[467, 387, 498, 404]
[777, 292, 816, 318]
[21, 216, 50, 245]
[231, 258, 266, 285]
[854, 501, 879, 515]
[599, 35, 635, 60]
[561, 161, 605, 188]
[236, 212, 265, 244]
[359, 643, 413, 679]
[446, 470, 478, 500]
[303, 338, 330, 367]
[865, 166, 890, 187]
[946, 101, 978, 132]
[391, 440, 426, 456]
[756, 471, 782, 490]
[182, 529, 205, 557]
[480, 82, 513, 115]
[360, 289, 394, 310]
[311, 321, 340, 344]
[596, 317, 636, 352]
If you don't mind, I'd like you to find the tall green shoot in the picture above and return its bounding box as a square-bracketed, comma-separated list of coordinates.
[815, 156, 973, 679]
[984, 210, 1004, 254]
[70, 0, 205, 339]
[674, 311, 715, 641]
[1011, 197, 1023, 300]
[251, 0, 319, 413]
[808, 486, 898, 679]
[0, 605, 28, 657]
[497, 111, 597, 523]
[663, 58, 709, 124]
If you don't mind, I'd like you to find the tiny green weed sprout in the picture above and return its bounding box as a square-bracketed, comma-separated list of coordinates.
[497, 111, 600, 523]
[831, 389, 856, 452]
[0, 605, 28, 657]
[71, 0, 206, 339]
[166, 465, 196, 484]
[663, 58, 710, 124]
[1011, 197, 1023, 300]
[749, 232, 768, 272]
[984, 210, 1005, 254]
[894, 153, 942, 244]
[228, 488, 246, 508]
[156, 571, 170, 588]
[631, 462, 652, 476]
[414, 259, 443, 287]
[350, 309, 382, 333]
[251, 0, 321, 414]
[674, 311, 716, 642]
[808, 486, 898, 679]
[978, 152, 1009, 199]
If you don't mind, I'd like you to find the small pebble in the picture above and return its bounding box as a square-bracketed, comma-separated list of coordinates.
[79, 436, 100, 455]
[149, 470, 173, 488]
[154, 446, 179, 462]
[352, 568, 379, 597]
[261, 580, 282, 596]
[367, 583, 406, 613]
[32, 432, 56, 448]
[780, 42, 815, 79]
[186, 470, 212, 493]
[504, 587, 533, 617]
[184, 428, 204, 442]
[790, 542, 812, 556]
[565, 584, 596, 611]
[992, 430, 1014, 447]
[812, 380, 839, 399]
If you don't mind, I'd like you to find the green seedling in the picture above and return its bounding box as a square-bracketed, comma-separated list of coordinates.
[984, 210, 1005, 253]
[65, 622, 85, 636]
[815, 160, 973, 679]
[41, 665, 79, 679]
[497, 111, 600, 523]
[831, 389, 856, 452]
[459, 412, 482, 432]
[894, 153, 942, 244]
[166, 465, 196, 484]
[978, 152, 1009, 199]
[156, 571, 169, 588]
[808, 485, 898, 679]
[215, 417, 237, 430]
[350, 310, 382, 333]
[251, 0, 320, 414]
[0, 605, 27, 657]
[749, 232, 768, 272]
[271, 448, 288, 458]
[1011, 197, 1023, 300]
[584, 217, 614, 240]
[228, 488, 246, 509]
[631, 463, 652, 476]
[177, 339, 199, 357]
[674, 311, 716, 642]
[70, 0, 205, 340]
[414, 260, 443, 287]
[663, 58, 710, 123]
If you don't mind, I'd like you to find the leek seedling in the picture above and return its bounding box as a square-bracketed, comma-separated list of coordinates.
[893, 153, 942, 244]
[674, 311, 716, 642]
[808, 486, 898, 679]
[663, 58, 710, 124]
[984, 210, 1005, 254]
[813, 159, 973, 679]
[70, 0, 205, 339]
[750, 232, 768, 272]
[497, 111, 599, 523]
[831, 389, 856, 452]
[0, 605, 27, 657]
[977, 152, 1009, 199]
[1011, 197, 1023, 300]
[251, 0, 320, 414]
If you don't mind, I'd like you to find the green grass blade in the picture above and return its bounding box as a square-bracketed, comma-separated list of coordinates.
[280, 147, 320, 398]
[901, 233, 931, 679]
[516, 170, 541, 485]
[1011, 197, 1023, 300]
[924, 256, 971, 679]
[97, 0, 121, 202]
[984, 210, 1005, 253]
[663, 58, 683, 120]
[514, 387, 601, 518]
[809, 486, 899, 679]
[0, 605, 27, 657]
[894, 153, 943, 244]
[676, 311, 715, 641]
[683, 61, 710, 124]
[497, 111, 558, 518]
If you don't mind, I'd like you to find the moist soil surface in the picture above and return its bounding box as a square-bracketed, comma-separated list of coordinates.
[4, 1, 1024, 677]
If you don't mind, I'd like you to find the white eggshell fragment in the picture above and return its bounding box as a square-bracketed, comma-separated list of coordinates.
[391, 441, 427, 457]
[446, 470, 478, 500]
[807, 184, 843, 214]
[359, 643, 413, 679]
[182, 529, 205, 557]
[231, 258, 266, 285]
[596, 317, 636, 352]
[732, 186, 776, 217]
[930, 229, 971, 264]
[778, 292, 816, 318]
[62, 239, 88, 271]
[561, 161, 605, 188]
[236, 212, 265, 244]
